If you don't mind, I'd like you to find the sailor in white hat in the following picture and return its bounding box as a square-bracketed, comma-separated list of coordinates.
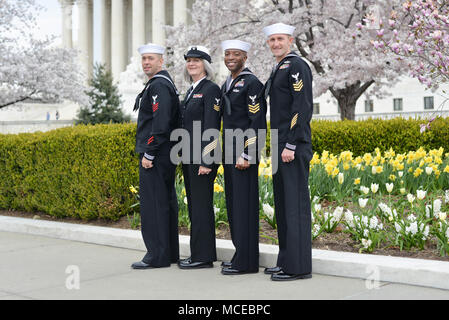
[262, 24, 314, 281]
[219, 39, 267, 276]
[132, 43, 181, 270]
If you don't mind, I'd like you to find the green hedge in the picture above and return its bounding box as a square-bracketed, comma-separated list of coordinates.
[0, 124, 138, 220]
[0, 118, 448, 220]
[311, 117, 449, 156]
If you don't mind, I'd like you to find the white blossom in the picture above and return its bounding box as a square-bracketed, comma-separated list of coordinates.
[371, 183, 379, 194]
[333, 207, 344, 221]
[369, 217, 378, 230]
[359, 198, 368, 208]
[361, 239, 372, 249]
[434, 199, 442, 215]
[386, 183, 394, 193]
[360, 186, 370, 195]
[0, 0, 88, 109]
[263, 203, 275, 220]
[416, 190, 427, 200]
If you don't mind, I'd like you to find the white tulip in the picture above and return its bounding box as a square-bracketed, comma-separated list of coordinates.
[398, 171, 404, 178]
[358, 198, 368, 208]
[416, 189, 426, 200]
[434, 199, 442, 215]
[386, 183, 394, 193]
[338, 172, 344, 184]
[360, 186, 370, 195]
[407, 193, 415, 204]
[439, 211, 447, 221]
[371, 183, 379, 194]
[425, 167, 433, 175]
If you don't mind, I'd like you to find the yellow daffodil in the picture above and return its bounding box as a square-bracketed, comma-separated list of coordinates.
[129, 186, 138, 194]
[214, 183, 224, 193]
[354, 178, 361, 185]
[414, 167, 423, 177]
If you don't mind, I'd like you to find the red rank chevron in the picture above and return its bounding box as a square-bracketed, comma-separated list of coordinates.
[152, 103, 159, 112]
[147, 136, 154, 145]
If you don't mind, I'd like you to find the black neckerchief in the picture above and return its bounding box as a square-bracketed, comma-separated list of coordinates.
[263, 52, 299, 100]
[221, 68, 254, 116]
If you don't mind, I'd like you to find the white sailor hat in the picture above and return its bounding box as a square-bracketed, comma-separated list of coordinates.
[184, 46, 212, 63]
[138, 43, 166, 55]
[263, 23, 296, 38]
[221, 40, 252, 52]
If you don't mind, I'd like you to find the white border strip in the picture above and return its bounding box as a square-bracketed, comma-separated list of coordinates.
[1, 216, 448, 290]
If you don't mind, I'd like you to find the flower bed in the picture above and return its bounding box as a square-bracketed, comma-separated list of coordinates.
[131, 147, 449, 256]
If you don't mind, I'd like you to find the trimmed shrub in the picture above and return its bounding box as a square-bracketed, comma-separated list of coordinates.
[0, 124, 138, 220]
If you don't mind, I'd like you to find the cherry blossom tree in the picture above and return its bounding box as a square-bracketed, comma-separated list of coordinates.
[165, 0, 406, 120]
[362, 0, 449, 131]
[0, 0, 88, 109]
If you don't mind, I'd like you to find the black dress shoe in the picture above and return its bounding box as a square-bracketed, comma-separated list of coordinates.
[178, 260, 213, 269]
[271, 271, 312, 281]
[221, 267, 259, 275]
[178, 257, 191, 265]
[221, 261, 232, 268]
[131, 261, 153, 270]
[264, 266, 282, 275]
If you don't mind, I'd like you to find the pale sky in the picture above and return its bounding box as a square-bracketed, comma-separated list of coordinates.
[35, 0, 101, 62]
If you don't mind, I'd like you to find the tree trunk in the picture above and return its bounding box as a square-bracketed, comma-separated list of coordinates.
[329, 80, 375, 121]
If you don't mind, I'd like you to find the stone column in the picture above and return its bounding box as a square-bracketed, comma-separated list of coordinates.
[152, 0, 166, 45]
[77, 0, 94, 79]
[59, 0, 73, 49]
[100, 0, 112, 70]
[111, 0, 126, 81]
[173, 0, 187, 26]
[132, 0, 146, 57]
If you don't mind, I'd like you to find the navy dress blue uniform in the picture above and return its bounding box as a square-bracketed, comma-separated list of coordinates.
[180, 78, 222, 263]
[221, 68, 266, 272]
[135, 70, 180, 267]
[265, 52, 313, 275]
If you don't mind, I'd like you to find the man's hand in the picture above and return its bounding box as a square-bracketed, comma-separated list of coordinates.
[281, 148, 295, 163]
[198, 166, 212, 175]
[142, 157, 153, 169]
[235, 157, 250, 170]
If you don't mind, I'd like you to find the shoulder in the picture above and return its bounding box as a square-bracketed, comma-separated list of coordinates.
[288, 56, 312, 74]
[202, 80, 221, 95]
[150, 78, 172, 91]
[244, 74, 263, 87]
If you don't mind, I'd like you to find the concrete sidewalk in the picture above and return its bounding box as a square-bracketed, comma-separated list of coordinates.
[1, 231, 449, 300]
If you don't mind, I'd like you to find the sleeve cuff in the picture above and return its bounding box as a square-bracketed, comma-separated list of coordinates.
[241, 153, 253, 161]
[285, 143, 297, 151]
[144, 153, 155, 161]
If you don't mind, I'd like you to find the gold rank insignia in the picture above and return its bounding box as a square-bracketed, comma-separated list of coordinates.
[292, 73, 303, 92]
[244, 136, 257, 148]
[203, 139, 218, 157]
[291, 113, 299, 129]
[248, 95, 260, 114]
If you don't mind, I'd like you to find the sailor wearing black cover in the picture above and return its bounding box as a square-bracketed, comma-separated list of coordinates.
[219, 40, 266, 275]
[132, 43, 181, 269]
[262, 24, 314, 281]
[177, 46, 222, 270]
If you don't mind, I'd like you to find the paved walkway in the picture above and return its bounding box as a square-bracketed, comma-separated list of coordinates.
[1, 231, 449, 300]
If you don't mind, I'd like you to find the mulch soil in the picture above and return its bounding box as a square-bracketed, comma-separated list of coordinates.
[1, 209, 448, 262]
